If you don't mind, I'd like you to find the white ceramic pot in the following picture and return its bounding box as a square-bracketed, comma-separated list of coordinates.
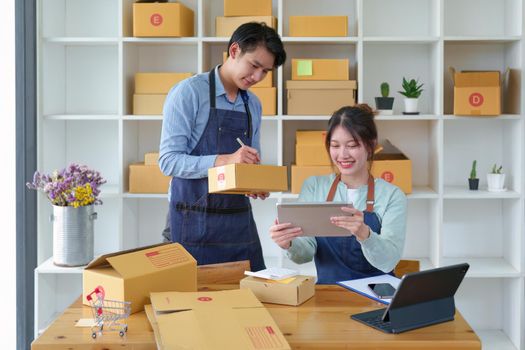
[403, 98, 419, 113]
[487, 173, 506, 192]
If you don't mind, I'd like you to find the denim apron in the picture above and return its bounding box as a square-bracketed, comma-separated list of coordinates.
[169, 68, 265, 271]
[315, 174, 390, 284]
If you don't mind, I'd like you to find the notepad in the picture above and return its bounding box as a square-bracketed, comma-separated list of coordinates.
[244, 267, 299, 281]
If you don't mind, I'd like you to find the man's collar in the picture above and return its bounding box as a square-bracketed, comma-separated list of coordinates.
[214, 65, 227, 97]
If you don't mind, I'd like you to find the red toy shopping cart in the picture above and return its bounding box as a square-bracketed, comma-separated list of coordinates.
[86, 286, 131, 339]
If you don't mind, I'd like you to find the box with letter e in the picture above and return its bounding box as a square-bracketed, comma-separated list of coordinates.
[371, 140, 412, 194]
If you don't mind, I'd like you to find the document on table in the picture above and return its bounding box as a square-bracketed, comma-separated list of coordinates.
[337, 274, 401, 305]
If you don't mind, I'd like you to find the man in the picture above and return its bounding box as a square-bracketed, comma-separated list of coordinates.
[159, 23, 286, 271]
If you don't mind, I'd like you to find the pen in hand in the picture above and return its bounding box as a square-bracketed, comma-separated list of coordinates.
[236, 137, 245, 147]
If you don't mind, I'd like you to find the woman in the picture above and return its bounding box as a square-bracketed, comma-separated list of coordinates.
[270, 104, 407, 283]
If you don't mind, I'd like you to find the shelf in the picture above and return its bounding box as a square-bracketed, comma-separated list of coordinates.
[443, 36, 522, 43]
[441, 258, 521, 278]
[43, 114, 119, 121]
[123, 115, 163, 121]
[123, 37, 198, 45]
[476, 330, 518, 350]
[363, 36, 439, 43]
[43, 37, 119, 45]
[36, 257, 85, 274]
[444, 186, 520, 199]
[282, 37, 358, 44]
[123, 192, 168, 199]
[375, 114, 440, 120]
[443, 114, 522, 120]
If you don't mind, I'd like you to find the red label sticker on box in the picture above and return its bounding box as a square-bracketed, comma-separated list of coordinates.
[216, 166, 226, 189]
[197, 296, 212, 302]
[245, 326, 284, 349]
[150, 13, 163, 26]
[145, 246, 189, 268]
[469, 92, 484, 107]
[381, 171, 394, 183]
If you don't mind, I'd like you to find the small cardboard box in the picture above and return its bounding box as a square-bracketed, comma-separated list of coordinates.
[133, 94, 166, 115]
[371, 140, 412, 194]
[224, 0, 272, 17]
[83, 243, 197, 314]
[286, 80, 357, 115]
[144, 152, 159, 165]
[289, 16, 347, 37]
[216, 16, 276, 37]
[129, 163, 171, 193]
[149, 289, 291, 349]
[133, 2, 194, 37]
[451, 68, 501, 116]
[208, 163, 288, 194]
[250, 87, 276, 115]
[291, 59, 349, 81]
[135, 72, 193, 94]
[240, 275, 316, 306]
[291, 165, 334, 193]
[295, 131, 330, 166]
[223, 52, 273, 87]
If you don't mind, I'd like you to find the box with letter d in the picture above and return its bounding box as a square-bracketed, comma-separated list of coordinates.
[450, 67, 501, 116]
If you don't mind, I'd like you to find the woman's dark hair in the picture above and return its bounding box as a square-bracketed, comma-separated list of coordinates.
[227, 22, 286, 68]
[325, 104, 378, 165]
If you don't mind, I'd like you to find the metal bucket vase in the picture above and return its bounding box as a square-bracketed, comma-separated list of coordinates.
[51, 205, 97, 267]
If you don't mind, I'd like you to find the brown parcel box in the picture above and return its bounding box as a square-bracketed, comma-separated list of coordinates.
[291, 165, 334, 193]
[452, 69, 501, 116]
[286, 80, 357, 115]
[289, 16, 348, 37]
[240, 275, 316, 306]
[83, 243, 197, 314]
[129, 163, 170, 193]
[133, 94, 166, 115]
[371, 140, 412, 194]
[144, 152, 159, 165]
[292, 59, 349, 81]
[295, 130, 331, 166]
[216, 16, 277, 37]
[135, 72, 193, 94]
[223, 51, 273, 87]
[208, 163, 288, 194]
[224, 0, 272, 17]
[133, 2, 194, 37]
[250, 87, 276, 115]
[149, 289, 291, 349]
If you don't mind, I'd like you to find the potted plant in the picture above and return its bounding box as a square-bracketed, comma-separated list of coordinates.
[375, 82, 394, 115]
[398, 77, 424, 115]
[487, 164, 506, 192]
[468, 160, 479, 190]
[26, 163, 106, 266]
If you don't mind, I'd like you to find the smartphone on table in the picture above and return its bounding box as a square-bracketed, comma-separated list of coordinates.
[368, 283, 396, 299]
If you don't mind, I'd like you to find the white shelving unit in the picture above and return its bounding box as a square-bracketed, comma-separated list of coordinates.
[35, 0, 524, 349]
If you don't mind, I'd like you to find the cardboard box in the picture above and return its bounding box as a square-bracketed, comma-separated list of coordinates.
[208, 163, 288, 194]
[133, 94, 166, 115]
[83, 243, 197, 314]
[144, 152, 159, 165]
[149, 289, 291, 349]
[224, 0, 272, 17]
[240, 275, 316, 306]
[250, 87, 276, 115]
[286, 80, 357, 115]
[291, 59, 349, 81]
[135, 72, 193, 94]
[289, 16, 347, 37]
[216, 16, 276, 37]
[223, 51, 274, 87]
[129, 163, 171, 193]
[295, 130, 330, 166]
[452, 68, 501, 116]
[291, 165, 334, 193]
[133, 2, 194, 37]
[371, 140, 412, 194]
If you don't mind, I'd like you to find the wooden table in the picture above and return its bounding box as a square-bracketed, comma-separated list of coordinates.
[32, 285, 480, 349]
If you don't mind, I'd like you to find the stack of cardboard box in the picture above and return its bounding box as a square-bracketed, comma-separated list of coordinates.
[216, 0, 276, 37]
[133, 72, 193, 115]
[286, 58, 357, 115]
[133, 2, 194, 37]
[291, 131, 334, 193]
[289, 15, 348, 37]
[129, 152, 171, 193]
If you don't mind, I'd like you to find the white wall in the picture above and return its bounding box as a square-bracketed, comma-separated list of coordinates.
[0, 0, 17, 348]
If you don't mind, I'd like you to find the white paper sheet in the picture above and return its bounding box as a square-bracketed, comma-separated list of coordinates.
[337, 274, 401, 305]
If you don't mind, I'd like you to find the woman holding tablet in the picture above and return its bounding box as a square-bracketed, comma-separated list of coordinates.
[269, 104, 407, 284]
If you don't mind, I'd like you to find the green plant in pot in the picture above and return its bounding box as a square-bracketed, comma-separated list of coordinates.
[398, 77, 424, 115]
[468, 160, 479, 190]
[487, 164, 506, 192]
[375, 82, 394, 115]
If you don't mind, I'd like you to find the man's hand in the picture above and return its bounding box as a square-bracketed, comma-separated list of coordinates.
[215, 145, 260, 166]
[246, 192, 270, 200]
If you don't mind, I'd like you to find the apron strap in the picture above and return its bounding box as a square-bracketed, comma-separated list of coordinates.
[325, 174, 375, 212]
[209, 69, 216, 109]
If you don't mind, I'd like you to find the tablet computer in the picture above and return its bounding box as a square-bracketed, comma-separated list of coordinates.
[276, 202, 353, 237]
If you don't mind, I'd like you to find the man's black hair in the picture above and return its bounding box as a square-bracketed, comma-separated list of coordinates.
[227, 22, 286, 68]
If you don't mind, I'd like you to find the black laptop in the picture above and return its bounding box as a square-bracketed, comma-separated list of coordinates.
[351, 263, 469, 334]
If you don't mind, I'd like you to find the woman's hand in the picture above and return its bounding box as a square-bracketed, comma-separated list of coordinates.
[330, 206, 371, 241]
[269, 219, 302, 249]
[246, 192, 270, 200]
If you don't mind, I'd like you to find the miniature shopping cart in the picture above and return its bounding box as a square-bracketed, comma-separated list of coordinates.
[86, 287, 131, 339]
